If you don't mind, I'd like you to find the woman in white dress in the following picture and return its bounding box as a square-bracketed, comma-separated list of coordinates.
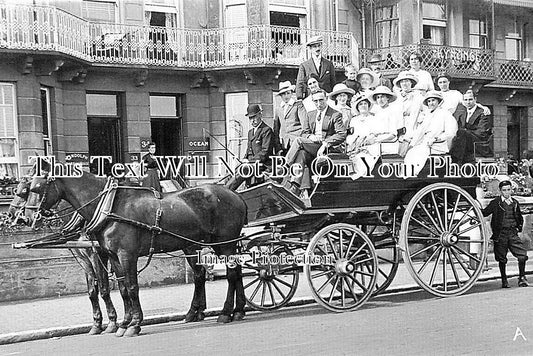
[329, 83, 355, 128]
[407, 52, 434, 94]
[370, 86, 399, 155]
[347, 95, 392, 179]
[403, 90, 458, 176]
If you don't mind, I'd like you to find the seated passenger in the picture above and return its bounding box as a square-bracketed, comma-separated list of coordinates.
[285, 89, 345, 196]
[370, 86, 399, 155]
[403, 90, 458, 176]
[273, 81, 306, 155]
[329, 83, 355, 128]
[449, 90, 492, 164]
[302, 74, 322, 113]
[356, 68, 380, 96]
[347, 95, 395, 179]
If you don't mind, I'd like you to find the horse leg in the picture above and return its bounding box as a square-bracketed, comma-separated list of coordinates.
[120, 253, 142, 337]
[232, 264, 246, 321]
[185, 254, 206, 323]
[217, 262, 237, 324]
[74, 249, 103, 335]
[108, 253, 132, 337]
[94, 251, 118, 334]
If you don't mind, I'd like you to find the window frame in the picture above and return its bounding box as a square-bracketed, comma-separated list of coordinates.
[0, 83, 19, 179]
[40, 87, 53, 156]
[374, 4, 400, 48]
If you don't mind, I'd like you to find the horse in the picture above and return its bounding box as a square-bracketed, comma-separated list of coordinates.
[31, 168, 248, 337]
[12, 178, 119, 335]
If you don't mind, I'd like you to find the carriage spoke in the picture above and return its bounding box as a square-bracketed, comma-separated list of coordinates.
[456, 237, 484, 243]
[449, 193, 461, 227]
[351, 256, 374, 265]
[447, 248, 462, 288]
[377, 255, 395, 265]
[442, 247, 448, 292]
[340, 278, 346, 308]
[273, 276, 294, 289]
[310, 268, 335, 280]
[450, 206, 474, 234]
[248, 279, 263, 300]
[339, 230, 344, 258]
[353, 269, 375, 277]
[244, 276, 262, 290]
[417, 245, 441, 275]
[456, 222, 482, 235]
[452, 245, 481, 264]
[345, 276, 360, 301]
[346, 273, 368, 293]
[410, 241, 440, 259]
[406, 235, 440, 241]
[271, 279, 288, 301]
[326, 234, 339, 260]
[316, 272, 337, 294]
[430, 191, 445, 232]
[261, 280, 267, 306]
[266, 281, 277, 306]
[449, 247, 473, 278]
[347, 242, 368, 262]
[344, 232, 356, 259]
[328, 277, 340, 304]
[443, 189, 448, 230]
[428, 247, 443, 287]
[411, 215, 440, 236]
[417, 201, 443, 234]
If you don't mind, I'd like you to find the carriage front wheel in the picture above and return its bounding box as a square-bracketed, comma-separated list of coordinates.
[400, 182, 488, 297]
[304, 223, 378, 312]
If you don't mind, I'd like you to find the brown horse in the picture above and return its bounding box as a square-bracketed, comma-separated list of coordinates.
[13, 179, 119, 335]
[31, 169, 248, 337]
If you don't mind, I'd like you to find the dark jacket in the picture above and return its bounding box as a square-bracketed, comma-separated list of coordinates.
[273, 100, 305, 153]
[454, 104, 491, 141]
[296, 57, 336, 100]
[246, 121, 274, 165]
[482, 197, 524, 240]
[302, 106, 346, 150]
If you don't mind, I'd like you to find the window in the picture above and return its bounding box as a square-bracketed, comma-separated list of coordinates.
[0, 83, 18, 178]
[86, 93, 122, 175]
[469, 19, 488, 49]
[422, 0, 446, 45]
[505, 33, 522, 60]
[375, 5, 399, 48]
[149, 94, 183, 158]
[82, 0, 116, 23]
[40, 88, 52, 156]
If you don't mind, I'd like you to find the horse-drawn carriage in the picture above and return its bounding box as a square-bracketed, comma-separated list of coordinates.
[237, 164, 487, 312]
[10, 157, 488, 335]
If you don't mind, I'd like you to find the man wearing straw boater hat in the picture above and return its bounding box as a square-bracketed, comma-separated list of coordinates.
[226, 104, 274, 191]
[295, 35, 336, 100]
[273, 81, 306, 155]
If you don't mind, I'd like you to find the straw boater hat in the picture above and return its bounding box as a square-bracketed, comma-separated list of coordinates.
[356, 68, 380, 88]
[367, 54, 384, 64]
[371, 85, 397, 103]
[422, 90, 444, 106]
[328, 83, 355, 100]
[277, 81, 295, 95]
[393, 71, 419, 88]
[306, 35, 323, 47]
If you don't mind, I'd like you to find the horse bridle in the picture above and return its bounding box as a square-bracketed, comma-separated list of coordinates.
[34, 173, 60, 221]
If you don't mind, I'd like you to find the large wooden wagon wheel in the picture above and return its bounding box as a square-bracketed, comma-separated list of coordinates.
[241, 233, 299, 311]
[304, 223, 377, 312]
[400, 182, 488, 297]
[361, 224, 399, 295]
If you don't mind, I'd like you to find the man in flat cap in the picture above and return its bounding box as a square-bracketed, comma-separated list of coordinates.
[273, 81, 306, 155]
[226, 104, 274, 190]
[296, 35, 336, 100]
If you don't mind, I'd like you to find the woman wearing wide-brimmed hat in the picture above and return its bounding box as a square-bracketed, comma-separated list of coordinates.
[329, 83, 355, 128]
[356, 68, 380, 95]
[403, 90, 458, 176]
[346, 94, 390, 179]
[370, 86, 399, 155]
[393, 70, 425, 151]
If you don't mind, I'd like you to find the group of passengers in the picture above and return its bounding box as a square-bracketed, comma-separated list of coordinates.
[228, 36, 492, 197]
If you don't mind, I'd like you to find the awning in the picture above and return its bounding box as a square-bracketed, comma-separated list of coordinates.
[492, 0, 533, 8]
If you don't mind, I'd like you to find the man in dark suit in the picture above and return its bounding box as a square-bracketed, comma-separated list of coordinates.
[284, 90, 346, 194]
[450, 91, 492, 164]
[273, 81, 306, 155]
[296, 36, 336, 100]
[226, 104, 274, 191]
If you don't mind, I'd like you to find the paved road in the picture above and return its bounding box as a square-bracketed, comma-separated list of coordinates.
[1, 279, 531, 356]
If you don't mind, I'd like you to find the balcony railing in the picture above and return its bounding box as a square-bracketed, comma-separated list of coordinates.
[360, 43, 495, 80]
[493, 59, 533, 88]
[0, 5, 357, 70]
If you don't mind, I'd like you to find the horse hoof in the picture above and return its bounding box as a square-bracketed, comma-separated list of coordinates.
[124, 326, 141, 337]
[104, 322, 119, 334]
[88, 326, 103, 335]
[232, 312, 245, 321]
[115, 327, 127, 337]
[217, 314, 232, 324]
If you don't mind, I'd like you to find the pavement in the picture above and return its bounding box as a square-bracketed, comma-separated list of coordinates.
[0, 251, 531, 346]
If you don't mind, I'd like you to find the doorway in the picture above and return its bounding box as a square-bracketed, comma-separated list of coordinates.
[507, 106, 528, 160]
[88, 117, 121, 175]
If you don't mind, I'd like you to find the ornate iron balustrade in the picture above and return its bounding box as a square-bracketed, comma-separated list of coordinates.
[493, 59, 533, 88]
[360, 43, 495, 79]
[0, 4, 357, 69]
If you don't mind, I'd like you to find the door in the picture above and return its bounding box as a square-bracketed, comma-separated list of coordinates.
[88, 117, 121, 175]
[507, 106, 528, 160]
[225, 92, 249, 167]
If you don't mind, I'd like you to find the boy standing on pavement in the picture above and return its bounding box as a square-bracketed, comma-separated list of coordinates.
[482, 180, 529, 288]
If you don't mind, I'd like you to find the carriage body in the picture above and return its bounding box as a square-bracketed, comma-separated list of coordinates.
[238, 166, 487, 312]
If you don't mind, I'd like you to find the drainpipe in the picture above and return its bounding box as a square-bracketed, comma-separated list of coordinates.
[360, 2, 366, 49]
[491, 0, 495, 51]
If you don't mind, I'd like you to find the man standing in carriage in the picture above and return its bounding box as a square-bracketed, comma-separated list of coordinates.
[273, 81, 306, 155]
[226, 104, 274, 191]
